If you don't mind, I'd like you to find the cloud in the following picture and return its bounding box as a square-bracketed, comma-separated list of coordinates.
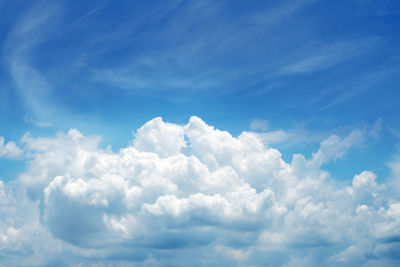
[352, 170, 377, 189]
[23, 116, 52, 128]
[133, 117, 186, 158]
[388, 154, 400, 193]
[253, 118, 382, 152]
[276, 37, 381, 76]
[0, 117, 399, 265]
[0, 136, 23, 159]
[251, 0, 316, 26]
[310, 129, 364, 167]
[88, 0, 319, 96]
[4, 2, 60, 121]
[255, 128, 326, 147]
[250, 119, 269, 131]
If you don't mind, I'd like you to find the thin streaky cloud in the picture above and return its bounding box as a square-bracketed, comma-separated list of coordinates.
[23, 116, 52, 128]
[321, 66, 398, 110]
[4, 3, 60, 121]
[275, 37, 381, 76]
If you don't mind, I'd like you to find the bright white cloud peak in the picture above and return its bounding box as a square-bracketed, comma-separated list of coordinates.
[1, 117, 399, 266]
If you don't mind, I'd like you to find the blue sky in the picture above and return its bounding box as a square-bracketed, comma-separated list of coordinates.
[0, 0, 400, 266]
[1, 1, 399, 153]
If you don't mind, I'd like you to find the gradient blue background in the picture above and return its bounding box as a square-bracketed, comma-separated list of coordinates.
[1, 0, 399, 181]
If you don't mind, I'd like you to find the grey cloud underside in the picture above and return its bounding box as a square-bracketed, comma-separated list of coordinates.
[1, 116, 400, 266]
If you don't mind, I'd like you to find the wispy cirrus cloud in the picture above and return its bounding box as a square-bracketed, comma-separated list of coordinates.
[252, 118, 383, 151]
[23, 116, 52, 128]
[275, 37, 381, 76]
[356, 0, 400, 17]
[4, 2, 60, 122]
[88, 0, 320, 95]
[309, 62, 400, 111]
[251, 0, 316, 26]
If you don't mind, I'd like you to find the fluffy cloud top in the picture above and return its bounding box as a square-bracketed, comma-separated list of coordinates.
[0, 136, 24, 159]
[0, 117, 399, 266]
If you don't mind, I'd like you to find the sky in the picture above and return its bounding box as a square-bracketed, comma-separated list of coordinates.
[0, 0, 400, 266]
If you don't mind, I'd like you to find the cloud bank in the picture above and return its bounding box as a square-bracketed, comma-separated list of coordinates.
[0, 117, 399, 266]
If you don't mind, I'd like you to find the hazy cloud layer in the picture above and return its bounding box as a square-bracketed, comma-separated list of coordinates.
[0, 117, 399, 266]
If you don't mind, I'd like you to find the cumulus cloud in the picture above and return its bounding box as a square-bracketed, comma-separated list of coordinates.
[0, 136, 24, 159]
[0, 116, 399, 266]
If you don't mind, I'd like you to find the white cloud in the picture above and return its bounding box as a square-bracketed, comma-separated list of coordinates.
[276, 37, 380, 76]
[352, 170, 377, 189]
[0, 136, 24, 159]
[133, 117, 186, 158]
[250, 119, 269, 131]
[388, 154, 400, 193]
[0, 117, 399, 266]
[310, 129, 364, 167]
[23, 116, 52, 128]
[256, 130, 288, 144]
[4, 3, 60, 121]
